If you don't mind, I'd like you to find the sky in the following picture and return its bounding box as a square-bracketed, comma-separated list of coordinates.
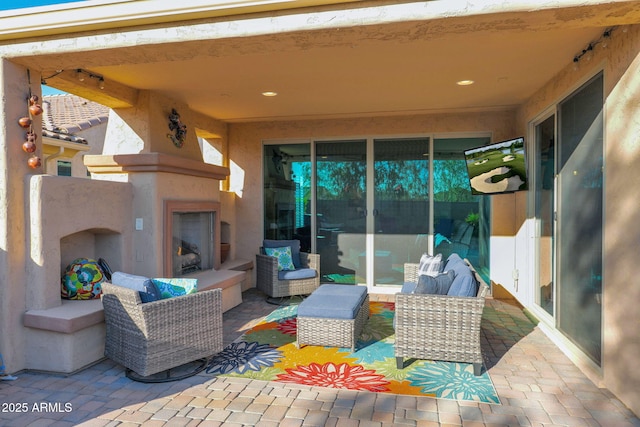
[42, 85, 68, 96]
[0, 0, 85, 12]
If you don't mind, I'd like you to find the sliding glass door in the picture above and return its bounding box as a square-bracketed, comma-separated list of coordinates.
[264, 135, 492, 289]
[372, 138, 429, 286]
[556, 73, 604, 365]
[315, 140, 367, 284]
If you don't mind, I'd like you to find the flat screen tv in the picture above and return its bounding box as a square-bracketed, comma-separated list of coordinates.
[463, 137, 528, 195]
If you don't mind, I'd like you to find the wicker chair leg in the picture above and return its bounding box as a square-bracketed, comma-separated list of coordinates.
[125, 358, 208, 383]
[266, 295, 306, 306]
[266, 296, 288, 305]
[396, 357, 404, 369]
[473, 362, 483, 376]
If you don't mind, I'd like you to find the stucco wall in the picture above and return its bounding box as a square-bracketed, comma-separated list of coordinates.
[489, 191, 528, 298]
[27, 175, 134, 310]
[103, 91, 226, 159]
[601, 25, 640, 417]
[515, 24, 640, 416]
[0, 60, 39, 372]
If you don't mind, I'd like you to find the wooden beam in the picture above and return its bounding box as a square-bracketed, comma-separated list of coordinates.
[44, 69, 138, 109]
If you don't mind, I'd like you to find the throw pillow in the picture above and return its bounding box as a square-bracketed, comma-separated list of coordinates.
[152, 278, 198, 299]
[110, 271, 160, 303]
[400, 281, 418, 294]
[415, 269, 456, 295]
[447, 273, 478, 297]
[446, 253, 464, 266]
[111, 271, 150, 292]
[139, 279, 161, 303]
[263, 239, 302, 268]
[264, 246, 296, 271]
[418, 253, 443, 277]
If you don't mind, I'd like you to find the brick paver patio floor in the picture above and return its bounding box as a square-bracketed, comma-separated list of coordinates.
[1, 289, 638, 426]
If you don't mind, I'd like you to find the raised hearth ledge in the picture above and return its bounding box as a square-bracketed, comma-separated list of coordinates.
[24, 299, 104, 334]
[85, 153, 229, 180]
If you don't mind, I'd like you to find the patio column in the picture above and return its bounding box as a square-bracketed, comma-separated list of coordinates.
[0, 59, 42, 373]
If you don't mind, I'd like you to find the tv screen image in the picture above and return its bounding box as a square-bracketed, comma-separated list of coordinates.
[463, 137, 528, 195]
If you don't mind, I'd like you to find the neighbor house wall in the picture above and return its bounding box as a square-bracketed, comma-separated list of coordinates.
[228, 111, 518, 284]
[71, 121, 108, 177]
[514, 24, 640, 416]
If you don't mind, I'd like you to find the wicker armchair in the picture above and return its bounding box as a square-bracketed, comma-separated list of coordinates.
[256, 251, 320, 299]
[101, 282, 223, 381]
[394, 260, 489, 376]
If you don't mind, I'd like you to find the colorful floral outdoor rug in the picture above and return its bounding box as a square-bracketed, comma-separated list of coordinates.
[206, 301, 499, 404]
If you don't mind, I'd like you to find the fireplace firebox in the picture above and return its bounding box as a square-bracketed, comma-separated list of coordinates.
[164, 200, 221, 277]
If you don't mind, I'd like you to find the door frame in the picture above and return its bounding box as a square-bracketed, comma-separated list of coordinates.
[528, 106, 558, 326]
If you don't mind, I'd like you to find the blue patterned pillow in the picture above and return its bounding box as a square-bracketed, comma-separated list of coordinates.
[264, 246, 296, 271]
[152, 278, 198, 299]
[263, 240, 302, 268]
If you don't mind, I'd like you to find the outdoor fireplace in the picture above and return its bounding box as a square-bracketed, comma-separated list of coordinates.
[164, 200, 221, 277]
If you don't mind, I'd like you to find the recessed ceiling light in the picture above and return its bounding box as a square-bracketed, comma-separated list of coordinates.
[262, 91, 278, 97]
[456, 80, 474, 86]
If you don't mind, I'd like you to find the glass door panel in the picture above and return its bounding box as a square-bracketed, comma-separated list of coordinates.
[534, 115, 556, 316]
[373, 138, 429, 286]
[316, 140, 367, 284]
[263, 144, 311, 245]
[557, 73, 603, 365]
[433, 137, 490, 276]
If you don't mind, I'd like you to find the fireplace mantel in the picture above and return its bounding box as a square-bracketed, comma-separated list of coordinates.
[85, 152, 229, 180]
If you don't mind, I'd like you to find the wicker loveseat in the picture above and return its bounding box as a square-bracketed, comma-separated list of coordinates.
[102, 281, 223, 380]
[394, 254, 490, 375]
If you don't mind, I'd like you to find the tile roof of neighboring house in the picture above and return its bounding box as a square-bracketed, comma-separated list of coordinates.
[42, 94, 109, 145]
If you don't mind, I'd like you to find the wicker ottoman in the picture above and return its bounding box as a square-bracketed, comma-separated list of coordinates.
[296, 284, 369, 352]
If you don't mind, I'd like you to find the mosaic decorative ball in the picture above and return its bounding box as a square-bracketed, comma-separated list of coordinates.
[61, 258, 105, 300]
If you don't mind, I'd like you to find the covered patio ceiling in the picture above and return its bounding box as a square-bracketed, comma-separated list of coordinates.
[9, 0, 640, 123]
